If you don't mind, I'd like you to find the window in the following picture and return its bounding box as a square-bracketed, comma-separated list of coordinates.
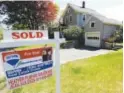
[64, 16, 68, 24]
[69, 15, 72, 22]
[83, 15, 86, 21]
[87, 37, 99, 40]
[66, 17, 68, 23]
[90, 21, 95, 28]
[68, 8, 71, 13]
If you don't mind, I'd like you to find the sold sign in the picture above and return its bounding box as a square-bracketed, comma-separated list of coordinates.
[12, 32, 43, 39]
[2, 30, 48, 41]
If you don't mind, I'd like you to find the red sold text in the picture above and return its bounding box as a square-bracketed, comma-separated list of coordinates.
[12, 32, 44, 39]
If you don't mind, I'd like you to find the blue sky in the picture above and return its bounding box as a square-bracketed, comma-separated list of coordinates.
[55, 0, 123, 21]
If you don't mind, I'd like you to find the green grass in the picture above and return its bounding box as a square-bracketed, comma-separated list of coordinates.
[0, 77, 6, 90]
[0, 49, 122, 93]
[0, 77, 6, 84]
[0, 31, 2, 34]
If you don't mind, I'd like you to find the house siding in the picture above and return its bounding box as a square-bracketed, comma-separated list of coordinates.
[84, 15, 103, 32]
[77, 13, 86, 27]
[84, 15, 104, 47]
[61, 4, 121, 48]
[84, 15, 104, 38]
[102, 24, 117, 39]
[63, 6, 77, 26]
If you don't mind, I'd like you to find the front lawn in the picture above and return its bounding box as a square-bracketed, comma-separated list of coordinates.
[0, 49, 123, 93]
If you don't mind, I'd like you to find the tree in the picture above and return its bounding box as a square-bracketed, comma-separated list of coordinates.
[104, 26, 123, 43]
[0, 27, 3, 40]
[0, 1, 59, 30]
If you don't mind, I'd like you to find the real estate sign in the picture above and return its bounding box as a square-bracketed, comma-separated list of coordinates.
[1, 47, 53, 89]
[2, 30, 48, 41]
[0, 31, 61, 93]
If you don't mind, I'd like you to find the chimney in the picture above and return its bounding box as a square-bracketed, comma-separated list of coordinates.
[82, 1, 85, 8]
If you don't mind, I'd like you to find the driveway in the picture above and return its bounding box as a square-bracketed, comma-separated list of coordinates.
[60, 48, 112, 64]
[0, 48, 112, 77]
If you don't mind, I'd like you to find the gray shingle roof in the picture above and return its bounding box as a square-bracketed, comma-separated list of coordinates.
[68, 3, 122, 25]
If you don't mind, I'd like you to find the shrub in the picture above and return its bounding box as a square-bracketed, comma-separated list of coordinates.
[63, 26, 85, 47]
[115, 30, 123, 43]
[104, 29, 123, 43]
[0, 34, 3, 40]
[60, 40, 74, 48]
[0, 28, 3, 41]
[63, 26, 84, 40]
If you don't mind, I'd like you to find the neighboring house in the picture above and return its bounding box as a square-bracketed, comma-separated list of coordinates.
[60, 1, 122, 48]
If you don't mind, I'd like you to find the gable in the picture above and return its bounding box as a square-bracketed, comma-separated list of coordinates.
[62, 5, 76, 18]
[84, 14, 103, 33]
[61, 4, 78, 26]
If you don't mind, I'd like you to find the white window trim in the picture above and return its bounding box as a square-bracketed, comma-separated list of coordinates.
[90, 21, 95, 28]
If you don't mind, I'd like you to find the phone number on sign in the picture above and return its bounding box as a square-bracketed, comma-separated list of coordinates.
[8, 68, 52, 89]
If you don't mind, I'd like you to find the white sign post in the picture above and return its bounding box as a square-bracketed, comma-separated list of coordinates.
[0, 32, 61, 93]
[55, 32, 61, 93]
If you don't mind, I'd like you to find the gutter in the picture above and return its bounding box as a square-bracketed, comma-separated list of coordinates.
[104, 23, 122, 26]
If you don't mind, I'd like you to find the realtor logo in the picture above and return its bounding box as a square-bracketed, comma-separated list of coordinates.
[5, 54, 20, 68]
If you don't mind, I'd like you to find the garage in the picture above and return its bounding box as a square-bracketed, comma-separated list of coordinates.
[85, 32, 101, 48]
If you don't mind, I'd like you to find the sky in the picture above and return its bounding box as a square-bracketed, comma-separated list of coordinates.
[0, 0, 123, 29]
[55, 0, 123, 21]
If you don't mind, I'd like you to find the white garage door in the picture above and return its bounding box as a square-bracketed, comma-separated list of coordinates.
[85, 32, 101, 48]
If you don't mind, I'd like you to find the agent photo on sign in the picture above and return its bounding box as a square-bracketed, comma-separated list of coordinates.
[42, 48, 52, 62]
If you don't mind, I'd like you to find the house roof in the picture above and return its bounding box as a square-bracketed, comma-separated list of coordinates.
[64, 3, 122, 25]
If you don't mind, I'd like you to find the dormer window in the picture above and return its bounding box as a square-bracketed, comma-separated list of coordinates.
[90, 21, 95, 28]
